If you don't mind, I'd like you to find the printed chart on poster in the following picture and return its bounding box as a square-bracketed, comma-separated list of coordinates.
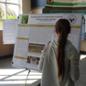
[12, 14, 82, 71]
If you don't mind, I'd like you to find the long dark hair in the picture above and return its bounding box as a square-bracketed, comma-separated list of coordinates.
[55, 19, 71, 80]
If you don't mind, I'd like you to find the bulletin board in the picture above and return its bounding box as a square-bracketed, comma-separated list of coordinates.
[3, 19, 18, 44]
[12, 14, 82, 71]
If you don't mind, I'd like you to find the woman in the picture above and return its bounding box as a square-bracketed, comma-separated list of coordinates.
[39, 19, 80, 86]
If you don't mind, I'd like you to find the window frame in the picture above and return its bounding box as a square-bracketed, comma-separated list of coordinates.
[0, 0, 21, 19]
[0, 0, 21, 30]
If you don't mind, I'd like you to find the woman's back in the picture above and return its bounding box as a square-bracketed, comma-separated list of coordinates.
[39, 40, 79, 86]
[39, 19, 79, 86]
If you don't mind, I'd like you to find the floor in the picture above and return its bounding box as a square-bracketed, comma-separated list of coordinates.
[0, 58, 41, 86]
[0, 55, 86, 86]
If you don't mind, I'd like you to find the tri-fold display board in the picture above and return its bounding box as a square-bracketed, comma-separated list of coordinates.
[12, 14, 82, 71]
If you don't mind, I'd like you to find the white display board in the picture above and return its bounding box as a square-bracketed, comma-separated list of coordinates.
[3, 19, 18, 44]
[12, 14, 82, 71]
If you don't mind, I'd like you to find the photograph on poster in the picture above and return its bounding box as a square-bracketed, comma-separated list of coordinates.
[29, 43, 45, 53]
[27, 56, 40, 65]
[18, 15, 28, 24]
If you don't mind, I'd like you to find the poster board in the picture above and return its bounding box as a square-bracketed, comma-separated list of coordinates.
[12, 14, 82, 71]
[3, 19, 18, 44]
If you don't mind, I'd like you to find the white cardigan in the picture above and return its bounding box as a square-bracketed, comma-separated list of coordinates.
[39, 40, 80, 86]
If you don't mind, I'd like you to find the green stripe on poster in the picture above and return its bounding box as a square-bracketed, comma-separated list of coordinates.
[28, 24, 80, 29]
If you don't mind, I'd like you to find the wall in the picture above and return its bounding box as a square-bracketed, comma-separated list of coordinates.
[22, 0, 31, 14]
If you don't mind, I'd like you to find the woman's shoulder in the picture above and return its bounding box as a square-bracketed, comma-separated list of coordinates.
[66, 40, 79, 60]
[66, 40, 76, 51]
[50, 40, 57, 49]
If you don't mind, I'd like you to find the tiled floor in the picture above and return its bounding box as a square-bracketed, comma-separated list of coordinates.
[0, 55, 86, 86]
[0, 58, 41, 86]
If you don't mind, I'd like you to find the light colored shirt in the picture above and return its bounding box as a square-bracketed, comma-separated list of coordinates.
[39, 40, 80, 86]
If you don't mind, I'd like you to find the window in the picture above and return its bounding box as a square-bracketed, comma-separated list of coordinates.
[0, 0, 21, 30]
[0, 3, 6, 19]
[7, 4, 19, 19]
[7, 0, 19, 4]
[0, 0, 5, 2]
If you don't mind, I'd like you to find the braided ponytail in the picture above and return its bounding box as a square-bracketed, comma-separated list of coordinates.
[55, 19, 71, 80]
